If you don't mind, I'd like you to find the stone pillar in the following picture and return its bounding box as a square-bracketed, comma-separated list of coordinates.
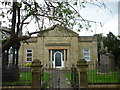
[106, 53, 110, 72]
[109, 52, 115, 71]
[31, 59, 43, 88]
[99, 49, 109, 73]
[50, 49, 52, 68]
[76, 59, 88, 88]
[64, 49, 66, 68]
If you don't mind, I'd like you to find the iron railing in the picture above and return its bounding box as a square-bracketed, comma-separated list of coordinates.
[2, 64, 32, 86]
[41, 64, 61, 88]
[71, 64, 79, 88]
[87, 61, 120, 85]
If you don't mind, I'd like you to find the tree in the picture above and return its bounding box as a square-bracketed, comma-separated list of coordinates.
[103, 32, 120, 65]
[0, 0, 108, 53]
[0, 0, 109, 81]
[93, 33, 103, 63]
[95, 32, 120, 66]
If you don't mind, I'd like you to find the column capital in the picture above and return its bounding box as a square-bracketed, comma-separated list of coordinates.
[31, 60, 43, 72]
[76, 59, 88, 72]
[31, 59, 43, 67]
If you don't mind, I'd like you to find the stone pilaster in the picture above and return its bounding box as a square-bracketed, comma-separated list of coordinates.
[31, 59, 43, 88]
[76, 59, 88, 88]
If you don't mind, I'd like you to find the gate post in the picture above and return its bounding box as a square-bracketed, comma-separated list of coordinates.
[76, 59, 88, 88]
[31, 59, 43, 88]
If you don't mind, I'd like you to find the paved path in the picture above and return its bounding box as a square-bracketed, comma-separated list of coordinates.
[46, 70, 73, 89]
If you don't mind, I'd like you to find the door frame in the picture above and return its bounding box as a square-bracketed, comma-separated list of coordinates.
[53, 51, 64, 68]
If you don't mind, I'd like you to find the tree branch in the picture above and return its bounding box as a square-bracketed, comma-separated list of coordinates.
[0, 28, 11, 34]
[11, 2, 16, 35]
[16, 6, 20, 35]
[18, 36, 31, 41]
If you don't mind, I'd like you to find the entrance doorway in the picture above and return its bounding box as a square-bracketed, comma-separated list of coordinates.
[54, 51, 64, 68]
[49, 49, 68, 68]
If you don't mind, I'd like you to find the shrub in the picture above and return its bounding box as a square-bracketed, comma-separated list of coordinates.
[2, 65, 20, 82]
[25, 62, 32, 67]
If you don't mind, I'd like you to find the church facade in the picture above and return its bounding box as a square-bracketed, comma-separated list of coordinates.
[18, 25, 98, 69]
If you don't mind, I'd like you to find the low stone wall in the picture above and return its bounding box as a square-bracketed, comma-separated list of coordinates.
[2, 84, 120, 90]
[88, 84, 120, 88]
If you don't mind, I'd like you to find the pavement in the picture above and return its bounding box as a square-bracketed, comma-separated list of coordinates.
[45, 69, 73, 89]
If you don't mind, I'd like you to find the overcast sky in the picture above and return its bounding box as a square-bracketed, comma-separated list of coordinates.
[0, 0, 119, 36]
[27, 0, 119, 36]
[77, 1, 119, 36]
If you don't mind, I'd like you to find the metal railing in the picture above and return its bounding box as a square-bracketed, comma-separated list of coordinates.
[2, 64, 32, 86]
[87, 61, 120, 85]
[41, 63, 61, 88]
[71, 64, 79, 88]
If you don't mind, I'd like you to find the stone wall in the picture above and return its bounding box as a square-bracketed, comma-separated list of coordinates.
[18, 25, 98, 68]
[18, 41, 38, 65]
[37, 36, 78, 69]
[78, 41, 98, 62]
[19, 35, 97, 69]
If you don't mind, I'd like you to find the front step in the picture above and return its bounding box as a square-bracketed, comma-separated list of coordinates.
[43, 67, 71, 71]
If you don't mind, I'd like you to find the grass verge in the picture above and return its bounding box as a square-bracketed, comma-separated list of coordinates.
[2, 72, 51, 86]
[66, 70, 120, 84]
[41, 72, 51, 88]
[88, 70, 120, 83]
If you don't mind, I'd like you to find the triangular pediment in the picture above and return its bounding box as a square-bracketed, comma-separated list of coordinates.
[37, 25, 79, 37]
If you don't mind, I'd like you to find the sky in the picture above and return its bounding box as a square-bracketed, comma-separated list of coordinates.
[27, 0, 119, 36]
[0, 0, 119, 36]
[77, 1, 119, 36]
[118, 1, 120, 36]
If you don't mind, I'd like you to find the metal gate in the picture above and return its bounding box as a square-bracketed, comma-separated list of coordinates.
[41, 64, 61, 89]
[41, 64, 72, 89]
[71, 64, 79, 88]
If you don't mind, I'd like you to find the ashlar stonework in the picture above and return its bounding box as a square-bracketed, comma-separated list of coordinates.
[18, 25, 98, 69]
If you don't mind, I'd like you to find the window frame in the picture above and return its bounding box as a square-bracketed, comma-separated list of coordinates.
[26, 49, 33, 62]
[83, 49, 90, 61]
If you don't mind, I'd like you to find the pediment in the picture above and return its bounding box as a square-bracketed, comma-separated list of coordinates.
[37, 25, 79, 37]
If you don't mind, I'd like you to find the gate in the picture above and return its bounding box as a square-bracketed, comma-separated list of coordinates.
[41, 63, 72, 89]
[41, 64, 61, 89]
[31, 59, 89, 89]
[71, 64, 79, 88]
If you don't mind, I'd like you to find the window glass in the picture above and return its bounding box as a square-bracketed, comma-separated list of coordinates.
[26, 50, 32, 61]
[83, 49, 90, 61]
[27, 50, 32, 52]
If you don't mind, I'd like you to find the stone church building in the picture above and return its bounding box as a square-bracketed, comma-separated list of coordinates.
[18, 25, 98, 69]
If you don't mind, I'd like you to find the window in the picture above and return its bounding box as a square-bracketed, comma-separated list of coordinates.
[26, 50, 32, 62]
[83, 49, 90, 61]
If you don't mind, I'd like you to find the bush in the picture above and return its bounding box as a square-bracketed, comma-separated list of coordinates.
[25, 62, 32, 67]
[2, 65, 20, 82]
[116, 60, 120, 79]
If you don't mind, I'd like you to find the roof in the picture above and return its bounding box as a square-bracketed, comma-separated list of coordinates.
[37, 24, 79, 37]
[23, 37, 37, 43]
[78, 36, 97, 42]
